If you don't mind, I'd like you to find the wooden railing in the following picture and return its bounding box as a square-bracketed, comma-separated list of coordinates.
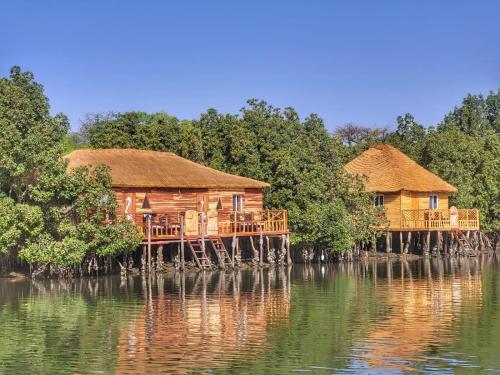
[218, 210, 288, 236]
[137, 209, 288, 240]
[400, 208, 479, 230]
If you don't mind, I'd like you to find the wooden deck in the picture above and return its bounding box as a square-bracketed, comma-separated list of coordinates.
[399, 208, 479, 231]
[137, 209, 288, 242]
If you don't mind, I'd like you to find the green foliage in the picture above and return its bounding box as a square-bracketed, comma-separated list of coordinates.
[0, 67, 141, 267]
[84, 100, 384, 253]
[333, 91, 499, 233]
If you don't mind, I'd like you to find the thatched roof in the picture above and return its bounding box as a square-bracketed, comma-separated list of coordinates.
[65, 149, 270, 189]
[344, 144, 457, 193]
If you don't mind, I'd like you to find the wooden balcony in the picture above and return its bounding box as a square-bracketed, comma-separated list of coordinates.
[136, 209, 288, 242]
[400, 208, 479, 231]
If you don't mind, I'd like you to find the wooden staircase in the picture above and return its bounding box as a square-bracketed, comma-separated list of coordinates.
[187, 239, 212, 269]
[209, 237, 233, 268]
[452, 229, 475, 255]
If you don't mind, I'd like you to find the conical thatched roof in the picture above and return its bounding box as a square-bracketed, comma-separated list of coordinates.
[344, 144, 457, 193]
[65, 149, 269, 189]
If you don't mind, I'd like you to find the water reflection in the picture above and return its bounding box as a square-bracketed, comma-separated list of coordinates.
[353, 258, 485, 373]
[116, 269, 292, 374]
[1, 255, 500, 374]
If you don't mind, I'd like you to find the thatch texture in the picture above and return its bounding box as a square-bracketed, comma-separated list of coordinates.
[345, 144, 457, 193]
[65, 149, 270, 189]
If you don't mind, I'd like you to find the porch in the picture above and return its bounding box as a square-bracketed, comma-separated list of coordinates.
[399, 208, 479, 231]
[135, 209, 289, 242]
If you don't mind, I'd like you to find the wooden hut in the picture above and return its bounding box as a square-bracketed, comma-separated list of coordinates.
[345, 144, 479, 254]
[65, 149, 289, 269]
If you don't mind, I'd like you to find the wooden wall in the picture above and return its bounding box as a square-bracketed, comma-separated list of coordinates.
[114, 187, 264, 220]
[383, 190, 450, 230]
[400, 191, 449, 211]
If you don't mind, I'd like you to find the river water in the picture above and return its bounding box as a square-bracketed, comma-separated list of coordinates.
[1, 255, 500, 374]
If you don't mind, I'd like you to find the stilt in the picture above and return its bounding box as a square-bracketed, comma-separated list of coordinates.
[147, 215, 152, 273]
[437, 231, 442, 254]
[235, 237, 240, 265]
[399, 232, 403, 254]
[249, 236, 259, 264]
[266, 236, 271, 263]
[180, 218, 185, 271]
[425, 231, 431, 255]
[404, 232, 412, 254]
[259, 230, 264, 266]
[385, 232, 392, 253]
[157, 245, 164, 272]
[280, 234, 286, 263]
[141, 245, 147, 273]
[286, 234, 291, 265]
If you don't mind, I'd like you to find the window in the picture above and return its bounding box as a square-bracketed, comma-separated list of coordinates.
[429, 194, 439, 209]
[232, 194, 244, 212]
[375, 194, 384, 207]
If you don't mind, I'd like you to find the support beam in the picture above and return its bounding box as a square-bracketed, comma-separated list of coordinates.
[437, 231, 442, 254]
[403, 232, 412, 254]
[180, 217, 185, 271]
[399, 232, 403, 254]
[426, 231, 431, 256]
[259, 230, 264, 266]
[385, 232, 392, 253]
[147, 214, 152, 273]
[286, 234, 291, 265]
[157, 245, 164, 272]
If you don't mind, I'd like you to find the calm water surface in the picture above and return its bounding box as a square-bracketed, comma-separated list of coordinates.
[1, 256, 500, 374]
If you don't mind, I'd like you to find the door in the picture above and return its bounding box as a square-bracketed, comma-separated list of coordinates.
[410, 192, 420, 210]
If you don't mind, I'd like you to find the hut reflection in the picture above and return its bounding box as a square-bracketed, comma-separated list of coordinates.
[353, 256, 489, 372]
[116, 269, 291, 374]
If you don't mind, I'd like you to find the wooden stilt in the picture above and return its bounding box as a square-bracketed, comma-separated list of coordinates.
[426, 231, 431, 255]
[259, 230, 264, 266]
[147, 214, 152, 273]
[249, 236, 259, 264]
[437, 231, 442, 254]
[180, 217, 185, 271]
[141, 245, 147, 273]
[280, 234, 286, 263]
[385, 232, 392, 253]
[157, 245, 164, 272]
[399, 232, 403, 254]
[266, 236, 271, 263]
[404, 232, 411, 254]
[286, 234, 291, 265]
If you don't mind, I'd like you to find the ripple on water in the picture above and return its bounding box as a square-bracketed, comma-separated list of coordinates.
[0, 256, 500, 374]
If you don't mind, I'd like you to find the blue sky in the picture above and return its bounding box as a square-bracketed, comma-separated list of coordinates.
[2, 0, 499, 131]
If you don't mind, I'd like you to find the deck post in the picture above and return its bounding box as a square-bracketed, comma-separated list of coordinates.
[232, 211, 237, 264]
[424, 231, 430, 256]
[201, 212, 206, 262]
[147, 214, 152, 273]
[266, 236, 271, 263]
[286, 234, 291, 265]
[231, 236, 236, 264]
[403, 232, 411, 254]
[157, 245, 164, 272]
[180, 216, 185, 271]
[141, 244, 147, 273]
[399, 232, 403, 254]
[280, 234, 286, 264]
[437, 231, 442, 254]
[385, 232, 392, 253]
[259, 230, 264, 266]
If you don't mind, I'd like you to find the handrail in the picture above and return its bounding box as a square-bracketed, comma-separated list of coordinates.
[136, 209, 288, 239]
[400, 208, 479, 230]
